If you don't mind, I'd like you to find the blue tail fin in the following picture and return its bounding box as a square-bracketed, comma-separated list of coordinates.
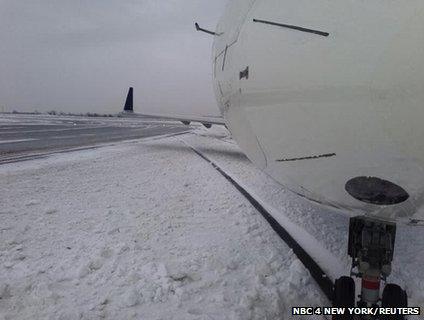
[124, 87, 134, 112]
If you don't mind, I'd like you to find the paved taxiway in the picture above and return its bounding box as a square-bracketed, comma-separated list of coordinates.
[0, 114, 189, 159]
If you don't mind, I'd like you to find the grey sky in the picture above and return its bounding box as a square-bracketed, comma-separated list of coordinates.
[0, 0, 228, 115]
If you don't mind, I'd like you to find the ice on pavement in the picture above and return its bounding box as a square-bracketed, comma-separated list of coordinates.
[0, 131, 326, 319]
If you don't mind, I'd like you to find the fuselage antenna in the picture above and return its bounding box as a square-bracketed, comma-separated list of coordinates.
[195, 23, 219, 36]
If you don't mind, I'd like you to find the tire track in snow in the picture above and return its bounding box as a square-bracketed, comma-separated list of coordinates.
[183, 140, 335, 303]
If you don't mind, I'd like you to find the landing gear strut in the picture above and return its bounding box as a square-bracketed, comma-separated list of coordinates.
[333, 216, 408, 320]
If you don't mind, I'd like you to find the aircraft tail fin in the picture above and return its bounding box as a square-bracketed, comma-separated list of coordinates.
[124, 87, 134, 112]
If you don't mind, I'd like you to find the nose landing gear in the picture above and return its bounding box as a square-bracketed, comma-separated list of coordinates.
[333, 216, 408, 320]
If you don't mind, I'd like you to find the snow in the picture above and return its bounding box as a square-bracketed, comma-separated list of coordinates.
[0, 113, 181, 128]
[0, 129, 325, 319]
[1, 121, 422, 319]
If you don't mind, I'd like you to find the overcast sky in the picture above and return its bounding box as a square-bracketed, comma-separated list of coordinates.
[0, 0, 228, 115]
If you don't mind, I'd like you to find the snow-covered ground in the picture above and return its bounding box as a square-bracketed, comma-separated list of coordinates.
[0, 125, 423, 319]
[0, 128, 326, 320]
[0, 113, 181, 127]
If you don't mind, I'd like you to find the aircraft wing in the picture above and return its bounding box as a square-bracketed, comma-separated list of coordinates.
[138, 113, 225, 127]
[121, 87, 225, 127]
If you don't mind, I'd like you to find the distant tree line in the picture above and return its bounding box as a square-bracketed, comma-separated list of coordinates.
[6, 110, 117, 118]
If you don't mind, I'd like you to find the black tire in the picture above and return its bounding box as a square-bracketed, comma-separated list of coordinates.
[381, 284, 408, 320]
[332, 276, 355, 320]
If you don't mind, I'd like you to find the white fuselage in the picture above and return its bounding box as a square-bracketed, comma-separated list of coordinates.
[213, 0, 424, 221]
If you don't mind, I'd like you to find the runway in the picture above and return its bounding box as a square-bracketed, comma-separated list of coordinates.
[0, 114, 190, 160]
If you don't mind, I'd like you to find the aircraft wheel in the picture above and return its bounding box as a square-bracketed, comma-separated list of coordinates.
[381, 284, 407, 320]
[332, 276, 355, 320]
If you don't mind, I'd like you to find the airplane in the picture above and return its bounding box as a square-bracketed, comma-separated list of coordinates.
[125, 0, 424, 316]
[122, 87, 225, 128]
